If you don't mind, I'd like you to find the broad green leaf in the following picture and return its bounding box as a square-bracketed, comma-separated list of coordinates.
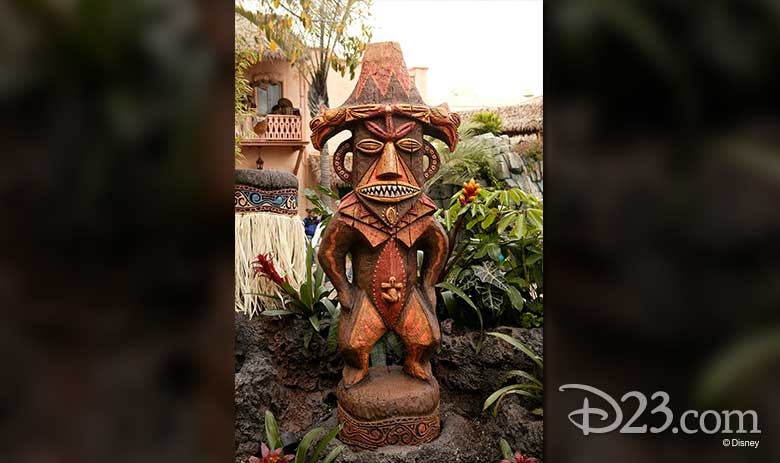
[486, 242, 501, 262]
[441, 290, 458, 320]
[486, 190, 500, 206]
[295, 427, 323, 463]
[308, 313, 320, 332]
[299, 282, 312, 308]
[264, 410, 282, 451]
[466, 216, 482, 230]
[280, 281, 298, 298]
[512, 214, 525, 238]
[484, 384, 524, 410]
[321, 298, 338, 318]
[496, 213, 516, 234]
[310, 424, 343, 463]
[481, 210, 497, 229]
[500, 438, 513, 460]
[526, 253, 543, 266]
[506, 286, 525, 311]
[261, 309, 298, 317]
[322, 445, 345, 463]
[314, 266, 324, 292]
[493, 389, 541, 416]
[437, 282, 483, 332]
[488, 332, 542, 369]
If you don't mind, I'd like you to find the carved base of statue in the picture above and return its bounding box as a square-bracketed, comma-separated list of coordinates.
[336, 366, 441, 449]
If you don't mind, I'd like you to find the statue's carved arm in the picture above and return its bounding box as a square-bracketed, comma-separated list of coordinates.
[317, 215, 356, 310]
[418, 219, 450, 310]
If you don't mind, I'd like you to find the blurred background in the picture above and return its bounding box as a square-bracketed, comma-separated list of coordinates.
[0, 1, 234, 462]
[545, 0, 780, 462]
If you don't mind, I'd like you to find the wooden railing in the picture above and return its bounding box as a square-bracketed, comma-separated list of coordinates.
[237, 114, 304, 144]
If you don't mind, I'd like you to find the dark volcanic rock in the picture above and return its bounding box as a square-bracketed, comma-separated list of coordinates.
[434, 322, 542, 393]
[234, 313, 543, 463]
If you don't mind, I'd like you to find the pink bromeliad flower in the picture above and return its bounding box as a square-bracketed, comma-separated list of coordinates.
[500, 451, 539, 463]
[249, 443, 294, 463]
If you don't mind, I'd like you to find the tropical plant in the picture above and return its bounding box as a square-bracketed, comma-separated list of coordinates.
[303, 185, 341, 229]
[469, 110, 504, 136]
[437, 183, 543, 331]
[260, 410, 344, 463]
[252, 241, 338, 347]
[250, 443, 295, 463]
[237, 0, 373, 203]
[426, 120, 504, 189]
[484, 332, 543, 416]
[235, 35, 261, 162]
[497, 438, 539, 463]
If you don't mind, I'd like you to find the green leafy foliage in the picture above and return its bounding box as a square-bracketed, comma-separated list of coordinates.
[262, 410, 344, 463]
[304, 185, 340, 228]
[500, 438, 513, 460]
[426, 121, 504, 189]
[265, 410, 283, 451]
[483, 332, 543, 416]
[437, 187, 543, 330]
[234, 44, 259, 162]
[468, 110, 503, 136]
[256, 241, 337, 342]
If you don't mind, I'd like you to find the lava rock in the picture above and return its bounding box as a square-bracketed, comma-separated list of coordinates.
[434, 324, 542, 393]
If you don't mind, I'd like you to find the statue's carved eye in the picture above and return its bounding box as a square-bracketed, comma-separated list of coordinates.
[395, 138, 422, 153]
[355, 139, 384, 154]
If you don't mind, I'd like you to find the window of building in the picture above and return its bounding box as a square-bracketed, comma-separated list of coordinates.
[253, 81, 282, 116]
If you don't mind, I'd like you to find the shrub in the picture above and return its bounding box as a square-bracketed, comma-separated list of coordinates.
[469, 110, 504, 136]
[437, 183, 543, 330]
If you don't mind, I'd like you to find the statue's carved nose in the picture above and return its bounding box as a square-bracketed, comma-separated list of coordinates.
[376, 142, 400, 179]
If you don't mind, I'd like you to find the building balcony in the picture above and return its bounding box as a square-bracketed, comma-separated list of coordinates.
[237, 114, 306, 147]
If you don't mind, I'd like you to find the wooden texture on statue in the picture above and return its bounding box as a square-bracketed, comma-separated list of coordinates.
[312, 42, 460, 449]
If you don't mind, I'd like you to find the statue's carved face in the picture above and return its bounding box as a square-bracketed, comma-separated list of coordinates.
[351, 114, 425, 225]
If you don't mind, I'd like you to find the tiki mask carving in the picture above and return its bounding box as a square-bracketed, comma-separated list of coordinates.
[310, 42, 460, 450]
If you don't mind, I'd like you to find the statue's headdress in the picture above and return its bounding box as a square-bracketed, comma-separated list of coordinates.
[309, 42, 460, 158]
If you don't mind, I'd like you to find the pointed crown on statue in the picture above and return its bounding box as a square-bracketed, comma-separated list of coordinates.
[309, 42, 460, 151]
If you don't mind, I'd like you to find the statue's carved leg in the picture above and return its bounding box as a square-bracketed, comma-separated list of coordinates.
[396, 289, 441, 381]
[339, 292, 386, 387]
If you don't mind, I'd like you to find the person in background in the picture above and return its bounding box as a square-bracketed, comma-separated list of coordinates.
[303, 209, 320, 239]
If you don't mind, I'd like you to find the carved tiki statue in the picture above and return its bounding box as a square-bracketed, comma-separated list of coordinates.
[311, 42, 460, 448]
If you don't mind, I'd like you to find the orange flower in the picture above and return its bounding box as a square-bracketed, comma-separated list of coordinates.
[461, 178, 480, 203]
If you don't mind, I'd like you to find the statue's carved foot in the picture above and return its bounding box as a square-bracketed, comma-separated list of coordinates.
[343, 365, 369, 388]
[403, 360, 432, 382]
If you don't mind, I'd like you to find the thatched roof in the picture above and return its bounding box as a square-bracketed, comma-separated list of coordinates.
[235, 14, 287, 61]
[458, 96, 543, 135]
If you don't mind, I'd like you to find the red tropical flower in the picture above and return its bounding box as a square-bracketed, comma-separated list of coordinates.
[249, 443, 294, 463]
[252, 253, 287, 287]
[499, 451, 538, 463]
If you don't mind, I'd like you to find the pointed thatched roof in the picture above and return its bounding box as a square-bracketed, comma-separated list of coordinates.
[458, 96, 543, 135]
[235, 14, 287, 61]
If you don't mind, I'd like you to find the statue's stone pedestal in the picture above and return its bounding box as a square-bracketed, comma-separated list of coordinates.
[336, 366, 441, 449]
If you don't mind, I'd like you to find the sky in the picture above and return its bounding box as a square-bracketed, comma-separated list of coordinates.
[368, 0, 543, 109]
